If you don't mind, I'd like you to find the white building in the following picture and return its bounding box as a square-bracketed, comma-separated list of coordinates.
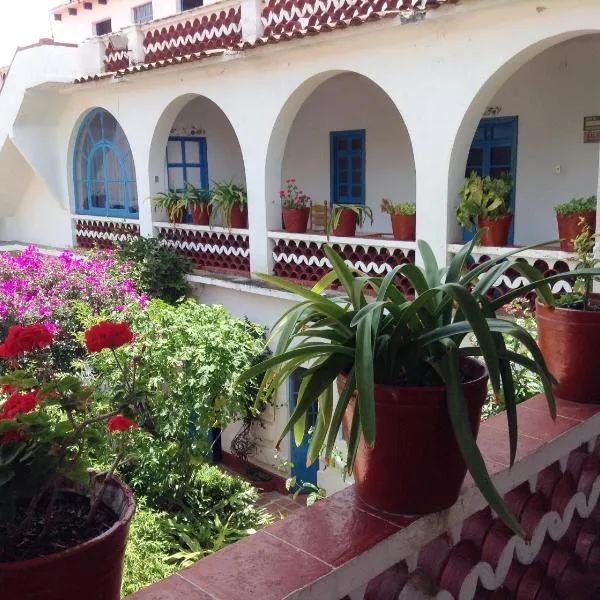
[1, 0, 600, 492]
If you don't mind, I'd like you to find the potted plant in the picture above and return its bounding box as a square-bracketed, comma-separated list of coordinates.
[239, 231, 562, 536]
[150, 190, 187, 224]
[535, 221, 600, 403]
[0, 321, 151, 599]
[456, 172, 513, 246]
[554, 196, 596, 252]
[185, 183, 212, 226]
[328, 203, 374, 237]
[380, 199, 416, 241]
[209, 181, 248, 229]
[280, 178, 311, 234]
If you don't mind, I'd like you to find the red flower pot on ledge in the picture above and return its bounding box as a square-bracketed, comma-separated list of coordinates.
[282, 207, 310, 233]
[391, 214, 416, 241]
[556, 211, 596, 252]
[190, 203, 211, 226]
[332, 208, 358, 237]
[228, 205, 248, 229]
[477, 214, 512, 247]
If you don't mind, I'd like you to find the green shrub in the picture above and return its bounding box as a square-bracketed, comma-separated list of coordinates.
[121, 499, 177, 597]
[554, 196, 597, 216]
[116, 236, 191, 304]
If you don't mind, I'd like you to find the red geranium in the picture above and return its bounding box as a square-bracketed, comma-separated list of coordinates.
[1, 429, 26, 444]
[1, 384, 16, 395]
[85, 321, 134, 353]
[0, 392, 39, 420]
[107, 415, 138, 432]
[0, 324, 54, 358]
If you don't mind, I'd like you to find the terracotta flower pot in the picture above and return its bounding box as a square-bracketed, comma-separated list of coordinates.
[339, 358, 488, 515]
[0, 476, 135, 600]
[556, 211, 596, 252]
[332, 209, 358, 237]
[168, 209, 187, 224]
[228, 205, 248, 229]
[477, 214, 512, 247]
[190, 203, 211, 226]
[390, 214, 416, 241]
[536, 297, 600, 404]
[282, 207, 310, 234]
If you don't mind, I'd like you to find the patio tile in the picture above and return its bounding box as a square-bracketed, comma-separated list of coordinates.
[524, 394, 600, 422]
[477, 422, 545, 466]
[127, 574, 214, 600]
[265, 494, 399, 567]
[181, 530, 331, 600]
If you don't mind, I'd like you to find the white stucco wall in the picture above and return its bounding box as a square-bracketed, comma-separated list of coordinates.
[282, 73, 416, 235]
[482, 35, 600, 246]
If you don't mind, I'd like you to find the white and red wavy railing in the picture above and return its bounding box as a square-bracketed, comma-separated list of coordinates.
[72, 215, 140, 249]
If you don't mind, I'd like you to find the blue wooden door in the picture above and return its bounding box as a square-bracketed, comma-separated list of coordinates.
[289, 368, 319, 489]
[463, 117, 518, 244]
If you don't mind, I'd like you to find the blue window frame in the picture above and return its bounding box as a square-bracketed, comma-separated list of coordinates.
[166, 136, 209, 193]
[464, 116, 518, 243]
[73, 108, 138, 218]
[330, 129, 365, 205]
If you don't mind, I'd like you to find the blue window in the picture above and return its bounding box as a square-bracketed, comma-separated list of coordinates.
[166, 136, 209, 193]
[133, 3, 153, 24]
[464, 116, 518, 243]
[73, 108, 138, 218]
[330, 130, 365, 205]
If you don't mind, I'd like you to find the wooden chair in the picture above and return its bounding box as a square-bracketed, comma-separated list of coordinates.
[310, 201, 329, 232]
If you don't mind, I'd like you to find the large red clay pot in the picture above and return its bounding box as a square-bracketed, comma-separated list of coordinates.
[190, 203, 211, 226]
[332, 209, 358, 237]
[390, 214, 416, 241]
[228, 205, 248, 229]
[477, 214, 512, 247]
[282, 208, 310, 233]
[0, 476, 135, 600]
[536, 298, 600, 404]
[340, 358, 488, 515]
[556, 211, 596, 252]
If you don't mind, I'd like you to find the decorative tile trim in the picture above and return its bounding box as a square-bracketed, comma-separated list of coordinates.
[72, 215, 140, 249]
[104, 42, 130, 72]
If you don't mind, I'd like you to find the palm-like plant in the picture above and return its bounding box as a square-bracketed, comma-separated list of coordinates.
[150, 190, 187, 223]
[327, 203, 373, 234]
[240, 231, 600, 535]
[209, 181, 247, 227]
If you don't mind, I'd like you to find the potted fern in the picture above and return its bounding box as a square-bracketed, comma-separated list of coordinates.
[209, 181, 248, 229]
[150, 190, 187, 224]
[380, 199, 416, 241]
[328, 204, 373, 237]
[239, 231, 565, 535]
[185, 183, 211, 226]
[554, 196, 596, 252]
[456, 172, 513, 246]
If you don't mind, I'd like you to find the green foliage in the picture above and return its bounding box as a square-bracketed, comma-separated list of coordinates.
[239, 233, 576, 536]
[554, 195, 597, 216]
[184, 183, 211, 206]
[150, 190, 187, 222]
[209, 181, 247, 227]
[456, 172, 512, 230]
[121, 499, 177, 597]
[380, 199, 416, 216]
[328, 203, 374, 233]
[84, 299, 267, 508]
[115, 236, 191, 305]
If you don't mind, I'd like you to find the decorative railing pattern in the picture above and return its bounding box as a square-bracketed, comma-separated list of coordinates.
[260, 0, 430, 35]
[448, 244, 578, 303]
[72, 216, 140, 249]
[269, 232, 415, 294]
[104, 42, 130, 72]
[155, 223, 250, 274]
[142, 8, 242, 63]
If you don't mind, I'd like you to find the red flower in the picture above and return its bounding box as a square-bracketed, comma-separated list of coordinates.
[1, 384, 16, 395]
[0, 324, 54, 358]
[0, 392, 39, 420]
[0, 429, 26, 444]
[107, 415, 138, 433]
[85, 321, 134, 353]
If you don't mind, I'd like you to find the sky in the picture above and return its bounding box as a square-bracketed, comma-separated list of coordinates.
[0, 0, 59, 66]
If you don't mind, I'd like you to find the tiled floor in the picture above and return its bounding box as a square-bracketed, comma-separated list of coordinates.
[256, 490, 307, 519]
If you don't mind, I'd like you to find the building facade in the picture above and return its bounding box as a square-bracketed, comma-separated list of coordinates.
[2, 0, 600, 492]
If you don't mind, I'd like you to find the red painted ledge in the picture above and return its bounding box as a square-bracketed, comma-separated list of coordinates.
[127, 395, 600, 600]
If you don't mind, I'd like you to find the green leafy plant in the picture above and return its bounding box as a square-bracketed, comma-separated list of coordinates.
[554, 196, 597, 216]
[327, 203, 374, 233]
[380, 199, 416, 216]
[115, 236, 191, 305]
[184, 183, 211, 207]
[456, 172, 512, 230]
[150, 190, 187, 222]
[209, 181, 247, 227]
[238, 232, 599, 536]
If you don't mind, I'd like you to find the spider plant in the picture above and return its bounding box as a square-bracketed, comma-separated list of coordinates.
[209, 181, 247, 227]
[327, 203, 373, 234]
[150, 190, 187, 223]
[185, 183, 211, 207]
[239, 230, 600, 535]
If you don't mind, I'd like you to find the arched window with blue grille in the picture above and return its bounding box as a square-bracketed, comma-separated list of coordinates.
[73, 108, 139, 218]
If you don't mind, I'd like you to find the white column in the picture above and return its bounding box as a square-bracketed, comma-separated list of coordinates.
[125, 26, 145, 66]
[78, 38, 105, 77]
[241, 0, 264, 43]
